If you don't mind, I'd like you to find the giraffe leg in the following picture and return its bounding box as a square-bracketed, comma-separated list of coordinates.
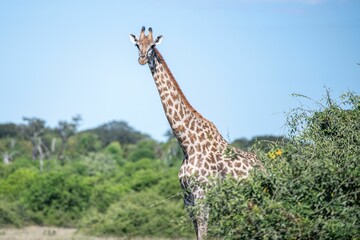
[181, 178, 209, 239]
[186, 188, 209, 240]
[183, 189, 199, 237]
[195, 200, 209, 240]
[187, 204, 199, 238]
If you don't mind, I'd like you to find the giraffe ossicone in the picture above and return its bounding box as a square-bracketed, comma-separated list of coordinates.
[129, 26, 263, 240]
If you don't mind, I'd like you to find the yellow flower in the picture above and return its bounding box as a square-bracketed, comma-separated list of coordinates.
[268, 152, 276, 160]
[275, 149, 283, 156]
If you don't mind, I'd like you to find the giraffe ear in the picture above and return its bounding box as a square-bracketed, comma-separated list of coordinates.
[153, 35, 163, 46]
[129, 34, 138, 45]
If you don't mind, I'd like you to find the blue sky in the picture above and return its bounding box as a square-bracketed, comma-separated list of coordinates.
[0, 0, 359, 142]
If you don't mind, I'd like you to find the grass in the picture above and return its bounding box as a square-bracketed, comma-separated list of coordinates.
[0, 226, 189, 240]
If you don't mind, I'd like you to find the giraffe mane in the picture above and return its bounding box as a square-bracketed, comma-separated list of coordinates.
[154, 48, 216, 127]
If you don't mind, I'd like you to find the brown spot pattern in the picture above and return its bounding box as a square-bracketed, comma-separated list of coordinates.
[149, 47, 261, 190]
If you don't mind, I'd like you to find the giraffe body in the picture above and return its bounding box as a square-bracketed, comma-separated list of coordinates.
[130, 27, 262, 240]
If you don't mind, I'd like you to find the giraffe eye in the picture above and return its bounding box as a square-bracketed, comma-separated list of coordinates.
[147, 48, 153, 57]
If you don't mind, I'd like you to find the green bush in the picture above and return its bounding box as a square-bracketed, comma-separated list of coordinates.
[161, 138, 184, 167]
[67, 132, 101, 156]
[0, 200, 26, 227]
[89, 181, 130, 213]
[81, 153, 118, 176]
[154, 168, 183, 201]
[0, 168, 37, 200]
[203, 91, 360, 239]
[123, 158, 162, 176]
[80, 191, 193, 238]
[22, 172, 92, 226]
[128, 149, 155, 162]
[129, 169, 163, 191]
[0, 158, 38, 178]
[103, 141, 124, 165]
[127, 140, 157, 162]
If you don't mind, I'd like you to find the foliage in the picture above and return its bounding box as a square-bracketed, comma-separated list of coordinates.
[2, 90, 357, 239]
[232, 135, 287, 152]
[56, 115, 82, 162]
[202, 91, 360, 239]
[0, 137, 31, 160]
[22, 117, 47, 160]
[127, 140, 157, 162]
[161, 137, 184, 167]
[89, 181, 130, 213]
[0, 148, 193, 236]
[0, 158, 38, 178]
[0, 200, 25, 227]
[86, 120, 149, 147]
[127, 148, 155, 162]
[122, 158, 162, 176]
[102, 141, 124, 164]
[0, 123, 25, 139]
[80, 153, 118, 176]
[22, 172, 92, 226]
[80, 191, 193, 238]
[67, 132, 101, 156]
[0, 168, 37, 201]
[154, 167, 183, 200]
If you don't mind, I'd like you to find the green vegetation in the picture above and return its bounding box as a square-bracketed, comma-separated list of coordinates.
[201, 91, 360, 239]
[0, 91, 358, 239]
[0, 120, 194, 238]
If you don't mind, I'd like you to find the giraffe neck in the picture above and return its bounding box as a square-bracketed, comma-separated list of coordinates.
[149, 48, 227, 155]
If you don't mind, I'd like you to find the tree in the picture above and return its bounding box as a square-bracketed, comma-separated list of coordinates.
[68, 132, 101, 156]
[164, 129, 175, 141]
[23, 117, 47, 171]
[22, 117, 46, 160]
[87, 120, 148, 147]
[56, 115, 81, 164]
[103, 141, 124, 165]
[127, 140, 157, 162]
[161, 138, 183, 167]
[0, 123, 24, 139]
[0, 138, 18, 164]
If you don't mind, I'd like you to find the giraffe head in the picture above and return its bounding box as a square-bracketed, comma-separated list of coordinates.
[129, 26, 163, 65]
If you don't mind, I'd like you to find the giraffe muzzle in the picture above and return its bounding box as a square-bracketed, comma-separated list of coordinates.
[138, 55, 147, 65]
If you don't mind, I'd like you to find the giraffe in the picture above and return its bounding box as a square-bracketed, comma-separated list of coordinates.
[129, 27, 263, 240]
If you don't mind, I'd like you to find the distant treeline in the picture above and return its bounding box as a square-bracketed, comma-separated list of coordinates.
[0, 117, 285, 165]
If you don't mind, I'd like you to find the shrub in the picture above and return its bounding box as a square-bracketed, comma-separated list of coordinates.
[80, 191, 193, 238]
[128, 149, 156, 162]
[127, 140, 157, 162]
[202, 91, 360, 239]
[154, 168, 183, 201]
[22, 172, 92, 226]
[81, 153, 118, 176]
[122, 158, 162, 176]
[0, 200, 25, 227]
[0, 168, 37, 201]
[0, 158, 37, 178]
[89, 181, 130, 213]
[103, 141, 124, 165]
[67, 132, 101, 156]
[129, 169, 163, 192]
